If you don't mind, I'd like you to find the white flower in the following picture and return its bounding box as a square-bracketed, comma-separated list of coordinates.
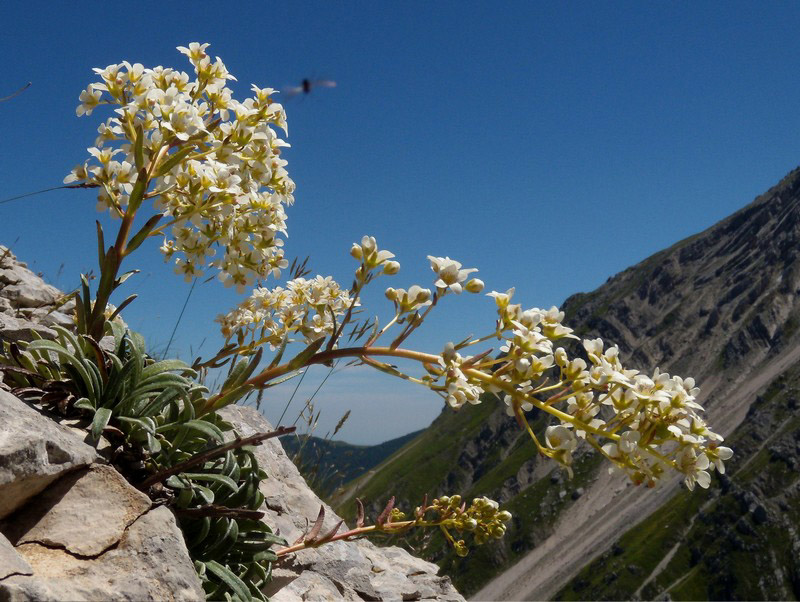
[677, 446, 711, 491]
[708, 445, 733, 474]
[428, 256, 478, 294]
[438, 345, 483, 409]
[545, 425, 577, 452]
[77, 87, 103, 116]
[618, 430, 641, 454]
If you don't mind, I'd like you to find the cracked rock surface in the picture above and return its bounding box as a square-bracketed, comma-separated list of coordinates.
[0, 534, 31, 580]
[1, 506, 204, 602]
[0, 391, 99, 520]
[1, 464, 152, 556]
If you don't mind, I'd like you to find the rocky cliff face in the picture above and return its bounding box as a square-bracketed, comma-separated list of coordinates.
[334, 166, 800, 600]
[0, 247, 462, 601]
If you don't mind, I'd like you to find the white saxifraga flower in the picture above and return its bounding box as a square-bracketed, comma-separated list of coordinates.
[428, 256, 478, 295]
[67, 43, 295, 289]
[676, 446, 711, 491]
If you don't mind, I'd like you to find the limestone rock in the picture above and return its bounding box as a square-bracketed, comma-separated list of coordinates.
[221, 405, 464, 602]
[0, 534, 31, 580]
[2, 465, 152, 557]
[2, 282, 61, 309]
[0, 390, 203, 601]
[0, 313, 56, 341]
[0, 506, 204, 602]
[0, 391, 98, 520]
[0, 245, 71, 341]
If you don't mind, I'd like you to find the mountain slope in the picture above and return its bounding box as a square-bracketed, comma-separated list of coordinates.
[334, 166, 800, 599]
[556, 363, 800, 601]
[280, 429, 422, 497]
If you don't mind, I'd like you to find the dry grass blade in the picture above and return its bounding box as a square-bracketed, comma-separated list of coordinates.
[289, 256, 311, 280]
[332, 410, 350, 437]
[140, 426, 295, 489]
[175, 505, 265, 520]
[0, 82, 31, 102]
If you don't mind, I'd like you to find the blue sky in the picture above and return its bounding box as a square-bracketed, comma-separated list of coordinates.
[3, 2, 800, 444]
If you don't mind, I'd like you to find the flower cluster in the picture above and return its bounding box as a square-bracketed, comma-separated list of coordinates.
[217, 275, 353, 349]
[209, 234, 731, 492]
[480, 289, 732, 489]
[385, 285, 432, 316]
[437, 343, 484, 409]
[66, 43, 295, 290]
[426, 495, 512, 556]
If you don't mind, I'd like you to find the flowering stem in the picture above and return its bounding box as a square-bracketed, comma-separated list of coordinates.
[274, 518, 436, 558]
[465, 368, 621, 443]
[246, 346, 439, 389]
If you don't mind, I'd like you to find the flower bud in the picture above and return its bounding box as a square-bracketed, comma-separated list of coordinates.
[383, 260, 401, 275]
[385, 287, 398, 301]
[414, 287, 431, 303]
[350, 243, 363, 260]
[465, 278, 484, 293]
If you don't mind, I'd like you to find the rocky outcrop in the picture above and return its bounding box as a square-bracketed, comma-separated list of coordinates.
[0, 245, 461, 601]
[0, 246, 74, 342]
[0, 393, 205, 602]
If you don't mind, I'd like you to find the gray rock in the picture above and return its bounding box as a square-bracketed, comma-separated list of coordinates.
[2, 465, 152, 556]
[0, 506, 204, 602]
[0, 533, 31, 580]
[220, 405, 464, 602]
[0, 390, 99, 519]
[21, 308, 75, 330]
[0, 313, 56, 341]
[0, 268, 21, 286]
[2, 282, 61, 309]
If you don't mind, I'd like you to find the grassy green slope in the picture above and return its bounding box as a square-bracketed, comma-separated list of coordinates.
[331, 398, 499, 522]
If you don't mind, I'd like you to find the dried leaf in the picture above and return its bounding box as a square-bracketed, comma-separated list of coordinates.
[376, 496, 395, 527]
[356, 498, 365, 528]
[319, 519, 344, 543]
[304, 505, 326, 543]
[416, 494, 428, 519]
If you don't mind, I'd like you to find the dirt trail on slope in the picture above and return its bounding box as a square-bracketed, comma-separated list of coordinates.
[473, 344, 800, 601]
